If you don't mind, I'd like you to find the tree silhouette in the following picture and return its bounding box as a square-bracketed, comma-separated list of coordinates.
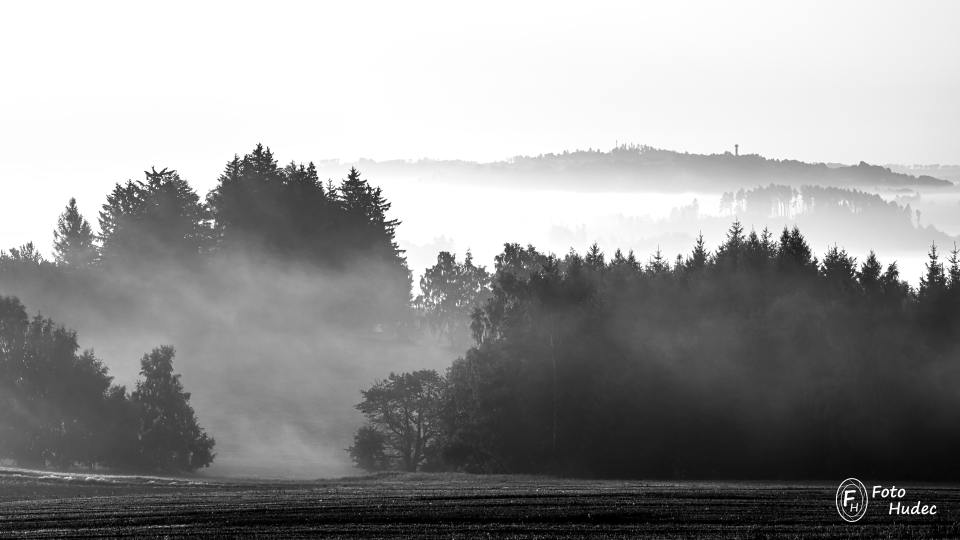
[354, 370, 445, 471]
[919, 242, 947, 300]
[416, 251, 491, 347]
[99, 168, 210, 266]
[397, 223, 960, 478]
[53, 198, 97, 267]
[348, 425, 389, 472]
[131, 346, 215, 472]
[0, 295, 133, 469]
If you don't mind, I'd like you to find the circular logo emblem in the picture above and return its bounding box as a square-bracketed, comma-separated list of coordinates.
[836, 478, 869, 522]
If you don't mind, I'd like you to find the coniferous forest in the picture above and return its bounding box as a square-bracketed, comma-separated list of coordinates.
[359, 227, 960, 479]
[1, 144, 409, 473]
[2, 145, 959, 479]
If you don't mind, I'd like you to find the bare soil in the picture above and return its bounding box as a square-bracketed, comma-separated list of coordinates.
[1, 468, 957, 538]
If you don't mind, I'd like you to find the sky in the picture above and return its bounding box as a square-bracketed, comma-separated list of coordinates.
[1, 0, 959, 253]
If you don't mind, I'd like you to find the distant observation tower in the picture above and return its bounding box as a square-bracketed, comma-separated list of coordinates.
[735, 144, 739, 157]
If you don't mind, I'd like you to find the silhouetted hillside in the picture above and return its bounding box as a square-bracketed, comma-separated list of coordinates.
[887, 163, 960, 184]
[315, 145, 953, 191]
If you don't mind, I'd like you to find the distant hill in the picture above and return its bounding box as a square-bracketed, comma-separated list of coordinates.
[316, 146, 953, 191]
[886, 163, 960, 184]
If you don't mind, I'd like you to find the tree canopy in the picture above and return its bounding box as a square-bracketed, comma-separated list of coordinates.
[0, 296, 213, 472]
[359, 224, 960, 479]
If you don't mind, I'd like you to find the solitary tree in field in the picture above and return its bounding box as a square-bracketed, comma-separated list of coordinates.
[132, 346, 215, 472]
[53, 198, 97, 267]
[352, 370, 445, 472]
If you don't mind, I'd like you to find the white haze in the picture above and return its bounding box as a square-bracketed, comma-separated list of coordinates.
[3, 0, 960, 253]
[2, 0, 960, 478]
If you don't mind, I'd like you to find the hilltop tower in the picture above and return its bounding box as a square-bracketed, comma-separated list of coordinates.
[735, 144, 739, 157]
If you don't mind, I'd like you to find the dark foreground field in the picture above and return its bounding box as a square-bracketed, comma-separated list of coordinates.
[1, 468, 958, 538]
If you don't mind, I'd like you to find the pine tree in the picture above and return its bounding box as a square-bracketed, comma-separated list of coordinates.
[776, 226, 814, 274]
[339, 168, 400, 239]
[859, 251, 883, 295]
[821, 245, 858, 293]
[99, 168, 209, 265]
[339, 167, 370, 217]
[53, 198, 97, 267]
[244, 143, 281, 181]
[131, 346, 214, 472]
[947, 244, 960, 292]
[760, 227, 775, 258]
[686, 232, 708, 271]
[919, 242, 947, 301]
[338, 167, 402, 255]
[715, 220, 745, 270]
[646, 247, 669, 274]
[585, 243, 604, 268]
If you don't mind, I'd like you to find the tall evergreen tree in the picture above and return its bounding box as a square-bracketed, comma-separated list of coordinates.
[821, 245, 858, 293]
[686, 232, 709, 271]
[776, 226, 815, 274]
[585, 243, 605, 268]
[919, 242, 947, 301]
[338, 167, 402, 254]
[99, 168, 209, 265]
[646, 247, 669, 274]
[858, 251, 883, 296]
[715, 220, 746, 270]
[53, 198, 97, 267]
[947, 244, 960, 292]
[131, 346, 215, 472]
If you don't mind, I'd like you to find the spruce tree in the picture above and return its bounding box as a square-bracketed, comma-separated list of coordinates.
[919, 242, 947, 301]
[947, 244, 960, 292]
[686, 232, 708, 271]
[53, 198, 97, 267]
[859, 251, 883, 295]
[132, 346, 215, 472]
[646, 247, 669, 274]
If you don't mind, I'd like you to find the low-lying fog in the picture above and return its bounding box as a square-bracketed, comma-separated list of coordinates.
[384, 175, 960, 291]
[4, 171, 958, 480]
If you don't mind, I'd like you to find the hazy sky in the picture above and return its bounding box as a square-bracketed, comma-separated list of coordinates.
[1, 0, 959, 251]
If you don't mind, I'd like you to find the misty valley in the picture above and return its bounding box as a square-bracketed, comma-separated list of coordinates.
[6, 2, 960, 535]
[1, 144, 959, 484]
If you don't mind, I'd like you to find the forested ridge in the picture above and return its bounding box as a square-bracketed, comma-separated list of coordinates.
[316, 144, 953, 190]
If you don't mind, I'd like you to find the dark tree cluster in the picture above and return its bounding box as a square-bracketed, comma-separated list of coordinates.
[348, 370, 446, 472]
[0, 296, 213, 472]
[414, 251, 491, 349]
[720, 183, 915, 224]
[0, 144, 410, 323]
[356, 223, 960, 479]
[208, 146, 404, 274]
[0, 144, 409, 473]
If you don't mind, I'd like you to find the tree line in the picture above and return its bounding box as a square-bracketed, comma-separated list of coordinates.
[11, 144, 405, 281]
[4, 144, 958, 478]
[720, 183, 915, 224]
[320, 144, 952, 191]
[0, 295, 212, 471]
[355, 223, 960, 479]
[0, 144, 411, 472]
